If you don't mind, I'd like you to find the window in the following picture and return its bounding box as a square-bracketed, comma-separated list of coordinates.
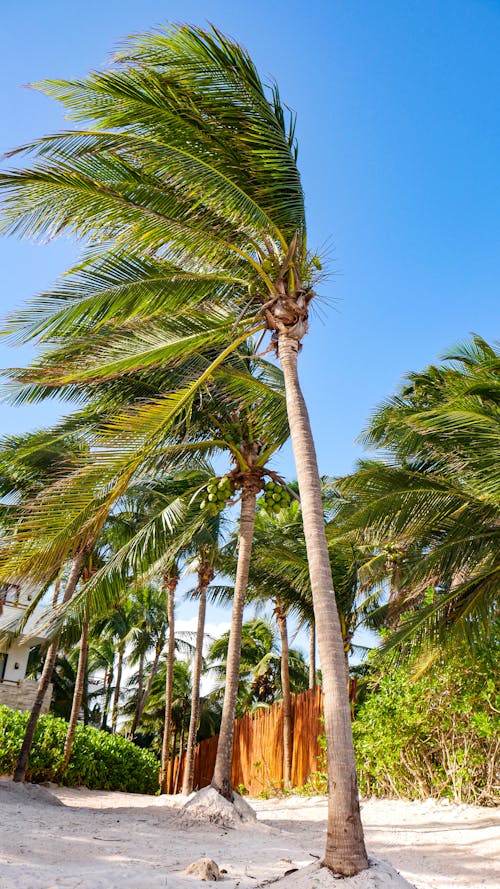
[0, 584, 21, 606]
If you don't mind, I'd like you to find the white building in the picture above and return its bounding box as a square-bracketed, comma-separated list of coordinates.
[0, 582, 52, 712]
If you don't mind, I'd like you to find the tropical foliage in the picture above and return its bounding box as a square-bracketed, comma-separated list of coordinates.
[208, 617, 309, 713]
[0, 705, 159, 793]
[352, 645, 500, 805]
[335, 335, 500, 657]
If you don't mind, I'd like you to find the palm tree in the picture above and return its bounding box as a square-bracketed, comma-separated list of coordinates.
[0, 25, 368, 872]
[94, 594, 136, 733]
[127, 582, 172, 738]
[62, 602, 90, 765]
[336, 335, 500, 657]
[208, 617, 308, 713]
[181, 549, 216, 796]
[160, 564, 179, 793]
[88, 636, 116, 730]
[50, 370, 291, 801]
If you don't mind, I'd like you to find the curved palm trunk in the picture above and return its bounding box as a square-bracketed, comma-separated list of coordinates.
[132, 640, 163, 737]
[63, 609, 89, 766]
[13, 552, 85, 783]
[277, 605, 293, 789]
[278, 337, 367, 876]
[182, 579, 208, 796]
[111, 643, 124, 734]
[309, 621, 316, 689]
[211, 487, 257, 799]
[160, 575, 177, 793]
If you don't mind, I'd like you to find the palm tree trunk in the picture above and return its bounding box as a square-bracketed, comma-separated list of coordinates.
[133, 641, 163, 737]
[82, 667, 89, 726]
[63, 609, 89, 766]
[169, 725, 178, 793]
[277, 605, 293, 789]
[101, 663, 113, 730]
[211, 486, 257, 799]
[182, 580, 208, 795]
[111, 643, 124, 733]
[309, 621, 316, 689]
[160, 575, 177, 793]
[278, 336, 368, 876]
[130, 650, 145, 737]
[174, 707, 187, 794]
[13, 552, 85, 783]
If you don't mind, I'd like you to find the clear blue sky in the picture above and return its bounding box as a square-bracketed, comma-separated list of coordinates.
[1, 0, 498, 478]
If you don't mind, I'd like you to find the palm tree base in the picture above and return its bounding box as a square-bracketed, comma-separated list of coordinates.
[268, 858, 414, 886]
[179, 785, 256, 827]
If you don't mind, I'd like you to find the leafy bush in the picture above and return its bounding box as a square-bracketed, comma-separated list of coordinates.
[0, 706, 159, 793]
[352, 650, 499, 805]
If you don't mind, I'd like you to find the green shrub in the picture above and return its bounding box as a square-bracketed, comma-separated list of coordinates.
[352, 651, 499, 805]
[0, 706, 159, 793]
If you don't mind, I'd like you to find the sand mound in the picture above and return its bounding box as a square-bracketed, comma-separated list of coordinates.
[180, 785, 257, 827]
[0, 779, 65, 807]
[265, 858, 415, 887]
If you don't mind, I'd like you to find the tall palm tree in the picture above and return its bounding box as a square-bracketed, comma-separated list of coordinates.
[62, 602, 90, 765]
[0, 25, 367, 872]
[126, 582, 172, 738]
[94, 594, 136, 733]
[160, 563, 179, 793]
[181, 548, 217, 796]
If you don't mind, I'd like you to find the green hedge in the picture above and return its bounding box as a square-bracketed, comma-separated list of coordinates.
[352, 653, 499, 805]
[0, 706, 159, 793]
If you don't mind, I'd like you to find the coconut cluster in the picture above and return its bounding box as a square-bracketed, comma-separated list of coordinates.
[263, 480, 292, 513]
[200, 476, 233, 515]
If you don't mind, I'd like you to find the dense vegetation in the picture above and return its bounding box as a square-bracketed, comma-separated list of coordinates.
[0, 705, 159, 792]
[352, 649, 499, 805]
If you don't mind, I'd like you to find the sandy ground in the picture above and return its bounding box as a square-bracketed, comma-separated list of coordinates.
[0, 782, 498, 889]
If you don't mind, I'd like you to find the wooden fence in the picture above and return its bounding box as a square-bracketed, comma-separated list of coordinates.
[170, 685, 324, 795]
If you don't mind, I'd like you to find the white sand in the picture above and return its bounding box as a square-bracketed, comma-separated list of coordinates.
[0, 781, 498, 889]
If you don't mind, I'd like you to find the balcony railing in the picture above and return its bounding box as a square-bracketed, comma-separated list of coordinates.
[1, 598, 28, 609]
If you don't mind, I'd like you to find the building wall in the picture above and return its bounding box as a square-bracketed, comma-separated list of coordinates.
[1, 640, 30, 682]
[0, 585, 53, 714]
[0, 678, 53, 713]
[0, 583, 51, 710]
